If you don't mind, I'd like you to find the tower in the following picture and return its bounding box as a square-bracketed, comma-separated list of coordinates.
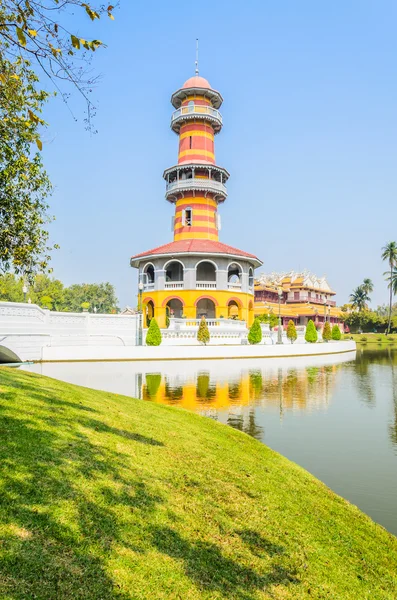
[130, 71, 262, 331]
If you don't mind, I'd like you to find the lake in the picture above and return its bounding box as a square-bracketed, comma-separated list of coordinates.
[23, 347, 397, 536]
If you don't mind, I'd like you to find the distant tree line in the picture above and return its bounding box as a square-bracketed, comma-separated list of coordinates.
[0, 274, 119, 313]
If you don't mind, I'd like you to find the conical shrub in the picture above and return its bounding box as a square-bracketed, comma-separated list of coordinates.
[248, 317, 262, 345]
[305, 319, 318, 343]
[286, 320, 297, 344]
[146, 318, 162, 346]
[322, 321, 331, 342]
[332, 324, 342, 340]
[197, 316, 210, 345]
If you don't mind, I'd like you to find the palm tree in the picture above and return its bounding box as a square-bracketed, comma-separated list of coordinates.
[362, 278, 374, 295]
[381, 242, 397, 334]
[350, 286, 370, 312]
[350, 286, 370, 332]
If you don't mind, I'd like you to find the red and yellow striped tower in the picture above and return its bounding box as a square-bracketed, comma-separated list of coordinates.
[164, 75, 228, 242]
[130, 70, 262, 330]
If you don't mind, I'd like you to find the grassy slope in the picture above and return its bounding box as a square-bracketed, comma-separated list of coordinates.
[1, 369, 397, 600]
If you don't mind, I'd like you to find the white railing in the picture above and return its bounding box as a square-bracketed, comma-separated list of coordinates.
[171, 105, 222, 125]
[166, 178, 227, 197]
[143, 282, 155, 291]
[228, 282, 242, 290]
[196, 282, 217, 289]
[165, 281, 184, 289]
[169, 318, 246, 329]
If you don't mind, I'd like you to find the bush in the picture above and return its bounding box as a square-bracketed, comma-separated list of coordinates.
[286, 320, 297, 344]
[247, 318, 262, 344]
[197, 316, 210, 345]
[146, 318, 162, 346]
[323, 321, 331, 342]
[248, 317, 262, 345]
[360, 336, 367, 342]
[305, 320, 318, 343]
[332, 325, 342, 340]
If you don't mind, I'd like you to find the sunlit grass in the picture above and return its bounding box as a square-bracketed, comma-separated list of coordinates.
[346, 333, 397, 345]
[1, 368, 397, 599]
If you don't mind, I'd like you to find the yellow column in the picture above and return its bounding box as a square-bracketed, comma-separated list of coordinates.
[156, 306, 167, 329]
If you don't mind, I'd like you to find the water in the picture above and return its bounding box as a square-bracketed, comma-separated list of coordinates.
[23, 347, 397, 536]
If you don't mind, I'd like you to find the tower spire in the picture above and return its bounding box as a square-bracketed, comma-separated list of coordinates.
[195, 38, 199, 76]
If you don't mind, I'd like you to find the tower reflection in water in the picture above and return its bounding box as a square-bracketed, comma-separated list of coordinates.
[141, 360, 343, 441]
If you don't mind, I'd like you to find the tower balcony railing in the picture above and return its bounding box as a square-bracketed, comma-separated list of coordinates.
[196, 281, 217, 289]
[228, 282, 242, 290]
[165, 281, 184, 289]
[165, 178, 227, 199]
[171, 105, 222, 132]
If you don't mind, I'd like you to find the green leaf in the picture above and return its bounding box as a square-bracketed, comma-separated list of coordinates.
[16, 27, 27, 46]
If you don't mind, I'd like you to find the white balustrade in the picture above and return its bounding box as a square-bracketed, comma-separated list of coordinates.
[196, 282, 217, 289]
[171, 105, 222, 125]
[228, 282, 242, 290]
[164, 281, 184, 289]
[166, 178, 227, 197]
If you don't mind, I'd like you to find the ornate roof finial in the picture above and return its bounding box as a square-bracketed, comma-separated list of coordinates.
[195, 38, 199, 76]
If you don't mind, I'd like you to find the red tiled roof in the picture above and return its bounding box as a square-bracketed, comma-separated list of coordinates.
[130, 239, 261, 264]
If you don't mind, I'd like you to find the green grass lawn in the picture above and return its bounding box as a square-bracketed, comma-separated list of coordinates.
[345, 333, 397, 345]
[1, 368, 397, 599]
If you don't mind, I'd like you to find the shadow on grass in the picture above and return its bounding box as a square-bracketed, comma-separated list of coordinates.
[0, 370, 165, 599]
[0, 369, 300, 599]
[151, 526, 299, 599]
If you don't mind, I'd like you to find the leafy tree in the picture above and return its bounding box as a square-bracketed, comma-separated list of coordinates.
[381, 242, 397, 334]
[322, 321, 331, 342]
[0, 1, 116, 128]
[146, 318, 162, 346]
[257, 312, 278, 329]
[40, 295, 53, 310]
[305, 319, 318, 343]
[286, 320, 297, 344]
[197, 316, 210, 345]
[0, 57, 55, 277]
[0, 273, 24, 302]
[30, 274, 64, 310]
[63, 282, 118, 313]
[332, 325, 341, 340]
[248, 317, 262, 345]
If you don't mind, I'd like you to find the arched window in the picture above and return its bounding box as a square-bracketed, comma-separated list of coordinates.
[188, 100, 194, 112]
[249, 268, 254, 290]
[228, 263, 242, 287]
[196, 261, 216, 283]
[143, 264, 155, 287]
[165, 261, 184, 284]
[196, 298, 216, 319]
[182, 208, 192, 226]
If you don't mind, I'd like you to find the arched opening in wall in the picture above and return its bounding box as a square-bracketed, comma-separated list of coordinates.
[145, 300, 154, 327]
[166, 298, 183, 319]
[228, 262, 242, 288]
[196, 298, 216, 319]
[196, 261, 216, 285]
[248, 268, 254, 290]
[143, 263, 155, 286]
[227, 300, 241, 320]
[165, 261, 184, 285]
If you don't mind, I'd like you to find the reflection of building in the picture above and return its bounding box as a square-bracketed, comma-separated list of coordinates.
[130, 70, 261, 329]
[254, 271, 342, 329]
[142, 363, 339, 418]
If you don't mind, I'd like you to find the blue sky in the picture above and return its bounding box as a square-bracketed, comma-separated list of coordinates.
[41, 0, 397, 308]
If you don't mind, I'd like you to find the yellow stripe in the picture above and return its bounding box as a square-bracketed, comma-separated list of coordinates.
[179, 130, 214, 141]
[176, 197, 217, 207]
[174, 232, 218, 241]
[174, 220, 216, 231]
[178, 149, 215, 159]
[175, 209, 215, 217]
